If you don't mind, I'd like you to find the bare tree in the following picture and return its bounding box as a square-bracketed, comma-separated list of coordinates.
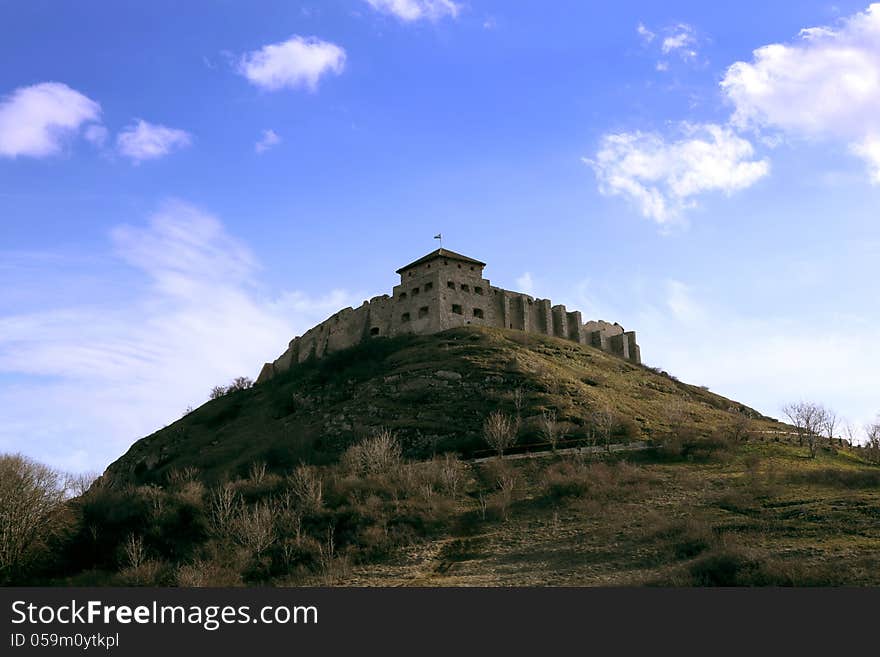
[592, 403, 616, 453]
[665, 400, 693, 440]
[865, 419, 880, 463]
[232, 501, 276, 555]
[822, 408, 839, 447]
[782, 401, 826, 458]
[209, 482, 240, 536]
[288, 465, 323, 513]
[729, 413, 753, 443]
[540, 409, 563, 453]
[483, 411, 517, 458]
[512, 388, 525, 418]
[341, 429, 402, 476]
[0, 454, 68, 584]
[122, 533, 146, 569]
[248, 461, 268, 484]
[438, 454, 466, 500]
[209, 385, 227, 400]
[65, 471, 101, 497]
[843, 421, 858, 448]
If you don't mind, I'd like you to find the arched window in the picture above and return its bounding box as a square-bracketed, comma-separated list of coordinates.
[401, 312, 411, 322]
[451, 304, 463, 315]
[473, 308, 484, 319]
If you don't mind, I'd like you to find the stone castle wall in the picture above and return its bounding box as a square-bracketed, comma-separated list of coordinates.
[257, 255, 641, 383]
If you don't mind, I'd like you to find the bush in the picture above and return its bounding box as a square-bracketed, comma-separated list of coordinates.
[341, 429, 402, 476]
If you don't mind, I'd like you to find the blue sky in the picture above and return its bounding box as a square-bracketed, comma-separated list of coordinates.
[2, 1, 879, 472]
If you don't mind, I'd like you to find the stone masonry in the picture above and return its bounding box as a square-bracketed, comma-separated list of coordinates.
[257, 248, 641, 383]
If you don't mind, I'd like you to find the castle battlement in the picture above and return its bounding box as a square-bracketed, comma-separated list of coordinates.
[257, 248, 641, 383]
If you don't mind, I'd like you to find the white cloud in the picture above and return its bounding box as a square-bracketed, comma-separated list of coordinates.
[586, 123, 769, 224]
[84, 124, 108, 148]
[238, 35, 346, 92]
[636, 22, 655, 44]
[850, 134, 880, 182]
[636, 21, 701, 70]
[0, 82, 102, 158]
[364, 0, 461, 22]
[516, 272, 536, 296]
[661, 23, 697, 59]
[255, 129, 282, 154]
[721, 3, 880, 182]
[665, 280, 704, 322]
[0, 201, 360, 472]
[116, 120, 192, 163]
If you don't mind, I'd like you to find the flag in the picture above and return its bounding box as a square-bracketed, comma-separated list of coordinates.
[434, 233, 442, 240]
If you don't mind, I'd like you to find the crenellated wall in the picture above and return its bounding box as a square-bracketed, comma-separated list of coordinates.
[257, 252, 642, 383]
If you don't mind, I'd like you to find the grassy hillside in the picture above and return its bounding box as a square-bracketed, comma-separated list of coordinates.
[17, 326, 880, 587]
[103, 326, 781, 487]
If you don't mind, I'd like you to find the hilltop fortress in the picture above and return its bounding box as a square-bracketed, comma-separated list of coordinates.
[257, 248, 641, 383]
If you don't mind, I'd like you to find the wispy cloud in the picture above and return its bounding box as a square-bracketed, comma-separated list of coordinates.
[237, 35, 346, 92]
[586, 123, 769, 225]
[364, 0, 461, 22]
[661, 23, 698, 58]
[636, 21, 702, 71]
[721, 3, 880, 183]
[0, 201, 358, 472]
[255, 129, 282, 154]
[516, 272, 536, 296]
[116, 120, 192, 163]
[0, 82, 102, 158]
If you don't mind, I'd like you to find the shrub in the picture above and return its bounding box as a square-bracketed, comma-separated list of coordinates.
[341, 429, 402, 476]
[287, 465, 324, 513]
[483, 411, 517, 457]
[231, 502, 275, 555]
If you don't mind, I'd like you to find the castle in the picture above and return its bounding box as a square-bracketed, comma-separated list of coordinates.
[256, 248, 641, 383]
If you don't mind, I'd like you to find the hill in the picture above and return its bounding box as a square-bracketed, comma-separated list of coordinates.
[18, 326, 880, 587]
[103, 326, 779, 487]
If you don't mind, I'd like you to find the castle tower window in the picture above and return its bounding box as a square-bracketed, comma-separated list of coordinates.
[424, 282, 433, 291]
[401, 312, 411, 322]
[474, 286, 483, 295]
[457, 264, 461, 269]
[460, 284, 470, 292]
[473, 308, 484, 319]
[399, 292, 407, 300]
[412, 287, 420, 295]
[470, 266, 474, 271]
[418, 306, 429, 318]
[370, 327, 380, 336]
[451, 304, 463, 315]
[447, 281, 455, 289]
